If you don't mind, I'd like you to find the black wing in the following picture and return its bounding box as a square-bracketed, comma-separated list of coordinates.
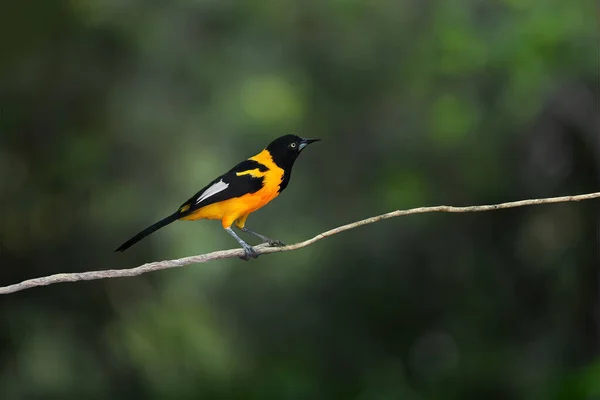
[177, 159, 268, 216]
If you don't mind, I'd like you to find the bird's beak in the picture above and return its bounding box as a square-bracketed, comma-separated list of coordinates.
[299, 137, 321, 151]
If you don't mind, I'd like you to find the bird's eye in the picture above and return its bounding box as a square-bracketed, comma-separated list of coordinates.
[290, 142, 297, 149]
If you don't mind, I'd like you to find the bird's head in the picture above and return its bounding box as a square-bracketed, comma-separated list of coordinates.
[266, 134, 320, 170]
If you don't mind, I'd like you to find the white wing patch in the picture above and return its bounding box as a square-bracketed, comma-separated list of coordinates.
[196, 179, 229, 204]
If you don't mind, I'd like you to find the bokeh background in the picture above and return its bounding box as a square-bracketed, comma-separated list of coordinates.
[1, 1, 599, 399]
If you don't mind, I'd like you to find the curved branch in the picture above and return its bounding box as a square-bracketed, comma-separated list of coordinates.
[1, 192, 599, 295]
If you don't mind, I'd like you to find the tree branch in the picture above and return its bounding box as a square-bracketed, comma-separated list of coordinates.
[2, 192, 599, 295]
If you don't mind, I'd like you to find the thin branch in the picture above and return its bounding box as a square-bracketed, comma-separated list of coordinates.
[1, 192, 599, 295]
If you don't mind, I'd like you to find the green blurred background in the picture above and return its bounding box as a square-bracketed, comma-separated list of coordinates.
[1, 1, 599, 399]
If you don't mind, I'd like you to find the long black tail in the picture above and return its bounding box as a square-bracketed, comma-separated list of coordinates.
[115, 213, 179, 252]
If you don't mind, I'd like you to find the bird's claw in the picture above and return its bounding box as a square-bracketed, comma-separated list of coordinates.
[267, 239, 286, 247]
[239, 246, 259, 261]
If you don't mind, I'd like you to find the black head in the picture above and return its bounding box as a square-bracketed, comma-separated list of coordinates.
[266, 134, 320, 170]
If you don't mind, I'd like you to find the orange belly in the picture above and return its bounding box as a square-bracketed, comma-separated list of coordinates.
[179, 190, 279, 228]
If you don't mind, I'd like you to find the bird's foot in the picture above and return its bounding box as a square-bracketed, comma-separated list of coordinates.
[239, 245, 259, 261]
[266, 239, 286, 247]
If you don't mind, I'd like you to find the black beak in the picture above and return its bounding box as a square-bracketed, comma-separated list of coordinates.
[299, 137, 321, 150]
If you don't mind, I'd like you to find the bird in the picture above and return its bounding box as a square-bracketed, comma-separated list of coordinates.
[115, 134, 320, 260]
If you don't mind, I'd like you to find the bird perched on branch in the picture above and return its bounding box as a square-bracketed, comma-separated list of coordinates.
[115, 134, 320, 260]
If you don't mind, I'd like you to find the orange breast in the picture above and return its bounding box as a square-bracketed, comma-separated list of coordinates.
[180, 189, 280, 227]
[180, 149, 284, 228]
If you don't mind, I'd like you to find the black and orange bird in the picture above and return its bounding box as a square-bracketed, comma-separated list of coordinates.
[115, 135, 320, 260]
